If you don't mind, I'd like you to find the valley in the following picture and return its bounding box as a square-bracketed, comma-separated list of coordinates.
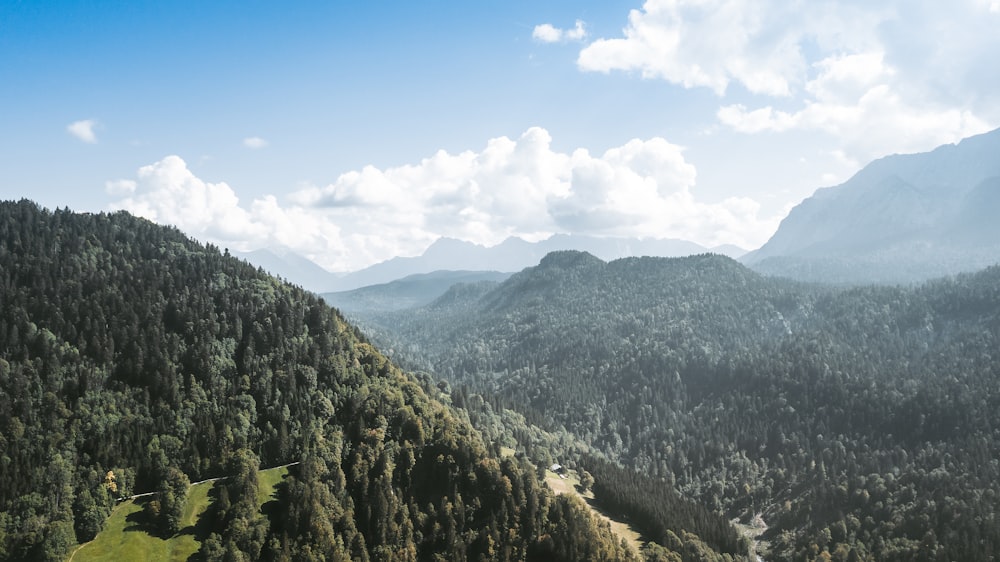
[353, 250, 1000, 560]
[2, 130, 1000, 562]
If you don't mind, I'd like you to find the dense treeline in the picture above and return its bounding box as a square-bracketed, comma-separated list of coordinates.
[0, 201, 634, 561]
[359, 250, 1000, 561]
[583, 456, 745, 558]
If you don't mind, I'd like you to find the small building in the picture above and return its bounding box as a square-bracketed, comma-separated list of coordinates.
[550, 463, 564, 474]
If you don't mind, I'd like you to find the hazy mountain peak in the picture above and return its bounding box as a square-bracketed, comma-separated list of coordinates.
[423, 236, 484, 257]
[745, 127, 1000, 284]
[234, 247, 340, 292]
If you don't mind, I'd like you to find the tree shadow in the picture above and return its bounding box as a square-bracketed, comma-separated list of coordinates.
[261, 471, 292, 536]
[581, 493, 656, 547]
[122, 497, 170, 538]
[189, 480, 223, 541]
[179, 482, 226, 562]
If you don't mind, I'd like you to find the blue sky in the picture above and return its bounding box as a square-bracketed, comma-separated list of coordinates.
[2, 0, 998, 271]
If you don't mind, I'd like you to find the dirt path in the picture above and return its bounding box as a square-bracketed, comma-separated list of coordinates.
[67, 536, 86, 562]
[544, 469, 644, 556]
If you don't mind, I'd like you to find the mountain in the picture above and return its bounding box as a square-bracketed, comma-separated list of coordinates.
[229, 235, 745, 294]
[705, 243, 747, 259]
[322, 270, 511, 314]
[0, 201, 636, 562]
[331, 234, 745, 291]
[743, 127, 1000, 283]
[233, 246, 342, 293]
[357, 251, 1000, 561]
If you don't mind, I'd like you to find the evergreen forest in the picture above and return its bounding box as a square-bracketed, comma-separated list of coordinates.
[358, 250, 1000, 561]
[6, 198, 1000, 561]
[0, 201, 643, 561]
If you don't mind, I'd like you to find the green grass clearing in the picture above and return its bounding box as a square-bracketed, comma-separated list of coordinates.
[69, 479, 212, 562]
[256, 465, 290, 508]
[69, 465, 292, 562]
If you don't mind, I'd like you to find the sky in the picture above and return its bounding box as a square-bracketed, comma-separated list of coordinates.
[2, 0, 998, 272]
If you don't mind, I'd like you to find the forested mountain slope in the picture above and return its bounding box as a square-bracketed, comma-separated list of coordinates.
[0, 201, 637, 562]
[361, 250, 1000, 561]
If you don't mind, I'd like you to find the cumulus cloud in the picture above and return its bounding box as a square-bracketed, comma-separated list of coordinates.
[716, 52, 993, 164]
[570, 0, 999, 162]
[551, 143, 775, 246]
[575, 0, 848, 96]
[243, 136, 268, 149]
[67, 119, 99, 143]
[109, 129, 781, 271]
[533, 20, 587, 43]
[110, 156, 267, 242]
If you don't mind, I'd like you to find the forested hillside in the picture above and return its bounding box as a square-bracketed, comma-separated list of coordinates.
[0, 201, 638, 561]
[361, 250, 1000, 561]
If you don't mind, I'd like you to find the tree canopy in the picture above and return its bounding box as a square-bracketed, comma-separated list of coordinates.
[360, 250, 1000, 561]
[0, 201, 637, 561]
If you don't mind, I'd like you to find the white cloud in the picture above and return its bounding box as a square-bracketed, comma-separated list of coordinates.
[109, 129, 782, 271]
[573, 0, 999, 162]
[717, 52, 993, 163]
[572, 0, 906, 96]
[67, 119, 99, 143]
[243, 136, 268, 149]
[533, 20, 587, 43]
[110, 156, 269, 244]
[550, 139, 777, 246]
[533, 23, 563, 43]
[576, 0, 843, 96]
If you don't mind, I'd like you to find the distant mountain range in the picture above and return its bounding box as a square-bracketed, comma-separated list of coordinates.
[237, 235, 746, 293]
[241, 127, 1000, 291]
[743, 127, 1000, 283]
[333, 235, 745, 292]
[322, 270, 511, 314]
[233, 247, 342, 292]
